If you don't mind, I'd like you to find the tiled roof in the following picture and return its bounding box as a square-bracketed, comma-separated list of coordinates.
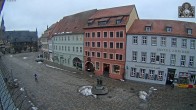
[52, 9, 97, 36]
[5, 31, 38, 43]
[89, 5, 135, 19]
[85, 5, 136, 28]
[128, 19, 196, 38]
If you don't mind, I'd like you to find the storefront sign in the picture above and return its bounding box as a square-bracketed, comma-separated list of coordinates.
[135, 65, 160, 69]
[157, 48, 189, 54]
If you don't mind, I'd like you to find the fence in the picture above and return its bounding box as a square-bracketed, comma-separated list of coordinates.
[0, 55, 37, 110]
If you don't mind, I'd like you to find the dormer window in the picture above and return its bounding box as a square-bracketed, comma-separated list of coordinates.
[98, 18, 109, 26]
[166, 27, 172, 32]
[145, 26, 151, 32]
[116, 16, 123, 24]
[187, 28, 192, 35]
[88, 19, 94, 26]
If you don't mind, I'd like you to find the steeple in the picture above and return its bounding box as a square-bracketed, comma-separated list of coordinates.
[0, 16, 5, 32]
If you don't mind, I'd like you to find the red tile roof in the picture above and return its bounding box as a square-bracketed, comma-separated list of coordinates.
[89, 5, 135, 19]
[52, 9, 97, 36]
[128, 19, 196, 38]
[85, 5, 136, 28]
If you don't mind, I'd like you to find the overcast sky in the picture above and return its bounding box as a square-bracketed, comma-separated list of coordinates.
[1, 0, 196, 37]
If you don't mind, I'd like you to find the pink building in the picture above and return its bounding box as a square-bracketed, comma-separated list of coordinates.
[84, 5, 139, 79]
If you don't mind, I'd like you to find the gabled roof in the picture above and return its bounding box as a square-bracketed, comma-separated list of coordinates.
[127, 19, 196, 38]
[89, 5, 135, 19]
[52, 9, 97, 36]
[41, 22, 58, 39]
[5, 31, 38, 43]
[85, 5, 136, 28]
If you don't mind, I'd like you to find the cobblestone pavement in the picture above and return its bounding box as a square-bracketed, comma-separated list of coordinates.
[1, 52, 196, 110]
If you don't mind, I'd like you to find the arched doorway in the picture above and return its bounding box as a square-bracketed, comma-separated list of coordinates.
[85, 62, 94, 72]
[73, 57, 82, 69]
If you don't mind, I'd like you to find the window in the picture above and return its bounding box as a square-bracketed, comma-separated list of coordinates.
[65, 46, 66, 51]
[76, 36, 78, 41]
[160, 53, 165, 64]
[133, 36, 138, 44]
[73, 47, 75, 52]
[116, 42, 123, 49]
[109, 54, 113, 59]
[141, 52, 147, 62]
[92, 32, 95, 37]
[110, 42, 114, 48]
[103, 53, 107, 59]
[142, 36, 147, 45]
[65, 37, 66, 41]
[92, 42, 95, 47]
[95, 62, 100, 70]
[171, 38, 177, 47]
[161, 37, 166, 46]
[151, 37, 157, 46]
[116, 31, 123, 38]
[190, 40, 195, 49]
[97, 32, 100, 37]
[149, 70, 155, 80]
[113, 65, 120, 74]
[62, 37, 63, 41]
[76, 47, 78, 52]
[189, 56, 194, 67]
[150, 53, 156, 63]
[170, 54, 176, 66]
[98, 21, 107, 25]
[166, 27, 172, 32]
[80, 47, 82, 53]
[181, 39, 187, 48]
[59, 46, 61, 50]
[68, 36, 70, 41]
[145, 26, 151, 32]
[116, 19, 122, 24]
[103, 42, 107, 48]
[180, 55, 186, 66]
[132, 51, 137, 61]
[158, 71, 163, 81]
[116, 54, 123, 61]
[120, 31, 123, 37]
[87, 42, 90, 47]
[68, 46, 70, 51]
[97, 42, 101, 47]
[104, 32, 107, 37]
[97, 52, 101, 58]
[110, 32, 114, 37]
[85, 51, 87, 56]
[56, 46, 57, 50]
[62, 46, 64, 50]
[140, 69, 145, 78]
[85, 42, 87, 47]
[87, 52, 90, 56]
[187, 28, 192, 35]
[131, 68, 136, 77]
[72, 36, 74, 41]
[92, 52, 95, 57]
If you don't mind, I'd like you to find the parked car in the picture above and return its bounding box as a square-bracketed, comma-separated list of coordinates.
[35, 54, 44, 62]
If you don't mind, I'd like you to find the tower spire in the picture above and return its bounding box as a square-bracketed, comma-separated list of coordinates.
[0, 16, 5, 31]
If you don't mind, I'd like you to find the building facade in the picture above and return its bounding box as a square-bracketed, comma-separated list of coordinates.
[51, 10, 97, 70]
[40, 23, 57, 60]
[126, 20, 196, 85]
[84, 5, 139, 79]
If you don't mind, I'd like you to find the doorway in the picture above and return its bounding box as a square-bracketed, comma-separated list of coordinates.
[103, 63, 110, 77]
[166, 68, 176, 85]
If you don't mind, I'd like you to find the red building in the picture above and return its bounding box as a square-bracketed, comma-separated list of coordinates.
[84, 5, 139, 79]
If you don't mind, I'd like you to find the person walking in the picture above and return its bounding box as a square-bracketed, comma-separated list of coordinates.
[34, 73, 38, 81]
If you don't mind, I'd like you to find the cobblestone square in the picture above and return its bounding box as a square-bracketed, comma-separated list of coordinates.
[1, 52, 196, 110]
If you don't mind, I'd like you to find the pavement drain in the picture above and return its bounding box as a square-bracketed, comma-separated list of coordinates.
[190, 103, 194, 107]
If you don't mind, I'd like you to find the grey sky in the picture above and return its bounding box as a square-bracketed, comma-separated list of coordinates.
[1, 0, 196, 37]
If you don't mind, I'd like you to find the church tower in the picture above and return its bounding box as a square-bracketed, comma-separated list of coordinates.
[0, 16, 5, 32]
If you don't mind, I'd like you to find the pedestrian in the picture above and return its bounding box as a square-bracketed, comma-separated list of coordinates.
[34, 73, 38, 81]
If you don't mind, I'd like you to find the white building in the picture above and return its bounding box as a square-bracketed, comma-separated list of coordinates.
[51, 10, 96, 70]
[125, 19, 196, 85]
